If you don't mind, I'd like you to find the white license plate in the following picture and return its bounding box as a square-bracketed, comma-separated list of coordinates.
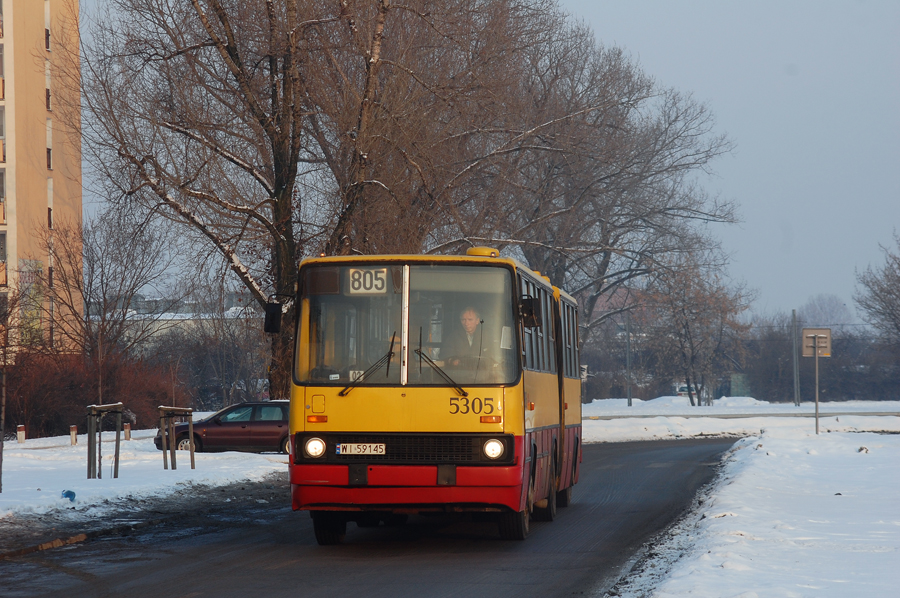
[336, 443, 386, 455]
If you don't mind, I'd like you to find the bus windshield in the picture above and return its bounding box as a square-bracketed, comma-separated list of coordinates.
[297, 263, 519, 386]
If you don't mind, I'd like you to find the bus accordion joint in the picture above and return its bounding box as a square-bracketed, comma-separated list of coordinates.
[307, 415, 328, 423]
[480, 415, 501, 424]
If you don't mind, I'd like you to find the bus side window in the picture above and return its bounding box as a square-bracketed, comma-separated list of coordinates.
[521, 278, 534, 370]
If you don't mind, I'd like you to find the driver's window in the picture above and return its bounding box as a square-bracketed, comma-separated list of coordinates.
[221, 405, 253, 422]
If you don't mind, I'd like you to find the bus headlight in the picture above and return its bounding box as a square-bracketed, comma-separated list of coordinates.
[305, 437, 327, 458]
[483, 439, 505, 460]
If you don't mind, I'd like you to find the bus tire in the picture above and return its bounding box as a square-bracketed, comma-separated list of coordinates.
[533, 457, 557, 522]
[311, 511, 346, 545]
[556, 485, 572, 508]
[498, 507, 529, 540]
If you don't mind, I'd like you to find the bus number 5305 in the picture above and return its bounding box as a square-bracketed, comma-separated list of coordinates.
[450, 397, 494, 414]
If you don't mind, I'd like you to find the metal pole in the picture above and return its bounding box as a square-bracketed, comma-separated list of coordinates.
[815, 336, 820, 435]
[626, 316, 632, 407]
[792, 310, 800, 407]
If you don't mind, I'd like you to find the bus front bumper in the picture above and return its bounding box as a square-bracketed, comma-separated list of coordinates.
[290, 462, 525, 512]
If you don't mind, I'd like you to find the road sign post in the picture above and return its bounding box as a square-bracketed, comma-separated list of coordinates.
[802, 328, 832, 435]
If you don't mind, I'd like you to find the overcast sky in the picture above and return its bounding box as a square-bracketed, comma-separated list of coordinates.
[559, 0, 900, 320]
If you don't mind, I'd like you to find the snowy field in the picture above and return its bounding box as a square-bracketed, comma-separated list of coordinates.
[588, 397, 900, 597]
[1, 397, 899, 596]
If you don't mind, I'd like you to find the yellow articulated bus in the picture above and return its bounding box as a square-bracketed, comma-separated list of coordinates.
[266, 247, 582, 544]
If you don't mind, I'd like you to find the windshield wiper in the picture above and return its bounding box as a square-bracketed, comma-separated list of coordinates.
[414, 349, 468, 397]
[339, 333, 396, 397]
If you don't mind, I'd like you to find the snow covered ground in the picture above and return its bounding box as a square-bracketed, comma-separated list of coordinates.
[589, 398, 900, 598]
[1, 397, 899, 596]
[0, 429, 288, 518]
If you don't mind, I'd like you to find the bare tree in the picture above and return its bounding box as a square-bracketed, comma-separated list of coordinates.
[31, 213, 182, 403]
[73, 0, 573, 397]
[70, 0, 737, 399]
[432, 18, 736, 344]
[855, 233, 900, 345]
[0, 287, 24, 493]
[644, 251, 752, 406]
[798, 294, 855, 331]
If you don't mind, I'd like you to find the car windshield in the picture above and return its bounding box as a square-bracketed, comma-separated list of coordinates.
[297, 263, 519, 386]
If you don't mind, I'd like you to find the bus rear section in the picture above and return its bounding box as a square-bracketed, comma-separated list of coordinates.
[284, 253, 580, 543]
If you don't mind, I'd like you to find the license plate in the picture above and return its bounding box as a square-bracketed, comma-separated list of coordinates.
[336, 443, 386, 455]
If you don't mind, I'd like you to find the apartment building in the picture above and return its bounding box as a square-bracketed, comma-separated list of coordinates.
[1, 0, 81, 346]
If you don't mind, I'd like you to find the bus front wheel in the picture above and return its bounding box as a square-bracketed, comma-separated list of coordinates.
[311, 511, 346, 545]
[498, 506, 529, 540]
[499, 467, 534, 540]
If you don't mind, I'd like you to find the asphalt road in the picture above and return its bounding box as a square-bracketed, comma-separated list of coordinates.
[0, 438, 736, 598]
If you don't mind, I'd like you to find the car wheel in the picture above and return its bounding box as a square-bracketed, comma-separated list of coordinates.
[176, 434, 199, 452]
[281, 436, 291, 455]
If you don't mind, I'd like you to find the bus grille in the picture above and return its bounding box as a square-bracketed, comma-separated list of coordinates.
[296, 433, 513, 465]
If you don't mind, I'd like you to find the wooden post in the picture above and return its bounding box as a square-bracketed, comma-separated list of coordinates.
[167, 414, 177, 470]
[157, 407, 195, 470]
[70, 425, 77, 446]
[160, 413, 169, 470]
[86, 415, 95, 479]
[97, 413, 103, 479]
[114, 411, 122, 479]
[188, 416, 196, 470]
[124, 423, 131, 441]
[86, 403, 124, 479]
[16, 425, 24, 443]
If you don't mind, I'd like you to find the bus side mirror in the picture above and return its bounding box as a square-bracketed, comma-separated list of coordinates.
[519, 296, 542, 328]
[264, 302, 282, 334]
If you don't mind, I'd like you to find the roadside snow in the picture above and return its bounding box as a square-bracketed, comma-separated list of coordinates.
[2, 397, 898, 597]
[586, 397, 900, 597]
[607, 430, 900, 597]
[0, 430, 287, 518]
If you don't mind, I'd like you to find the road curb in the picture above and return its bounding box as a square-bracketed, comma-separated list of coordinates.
[0, 516, 170, 561]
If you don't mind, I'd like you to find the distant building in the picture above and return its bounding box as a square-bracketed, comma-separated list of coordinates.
[0, 1, 82, 347]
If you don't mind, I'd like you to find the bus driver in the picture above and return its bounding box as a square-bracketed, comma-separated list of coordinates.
[445, 307, 486, 367]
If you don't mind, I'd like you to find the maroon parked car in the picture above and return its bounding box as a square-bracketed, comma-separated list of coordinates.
[154, 401, 290, 454]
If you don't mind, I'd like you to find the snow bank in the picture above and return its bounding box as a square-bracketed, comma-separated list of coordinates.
[0, 430, 286, 518]
[613, 430, 900, 597]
